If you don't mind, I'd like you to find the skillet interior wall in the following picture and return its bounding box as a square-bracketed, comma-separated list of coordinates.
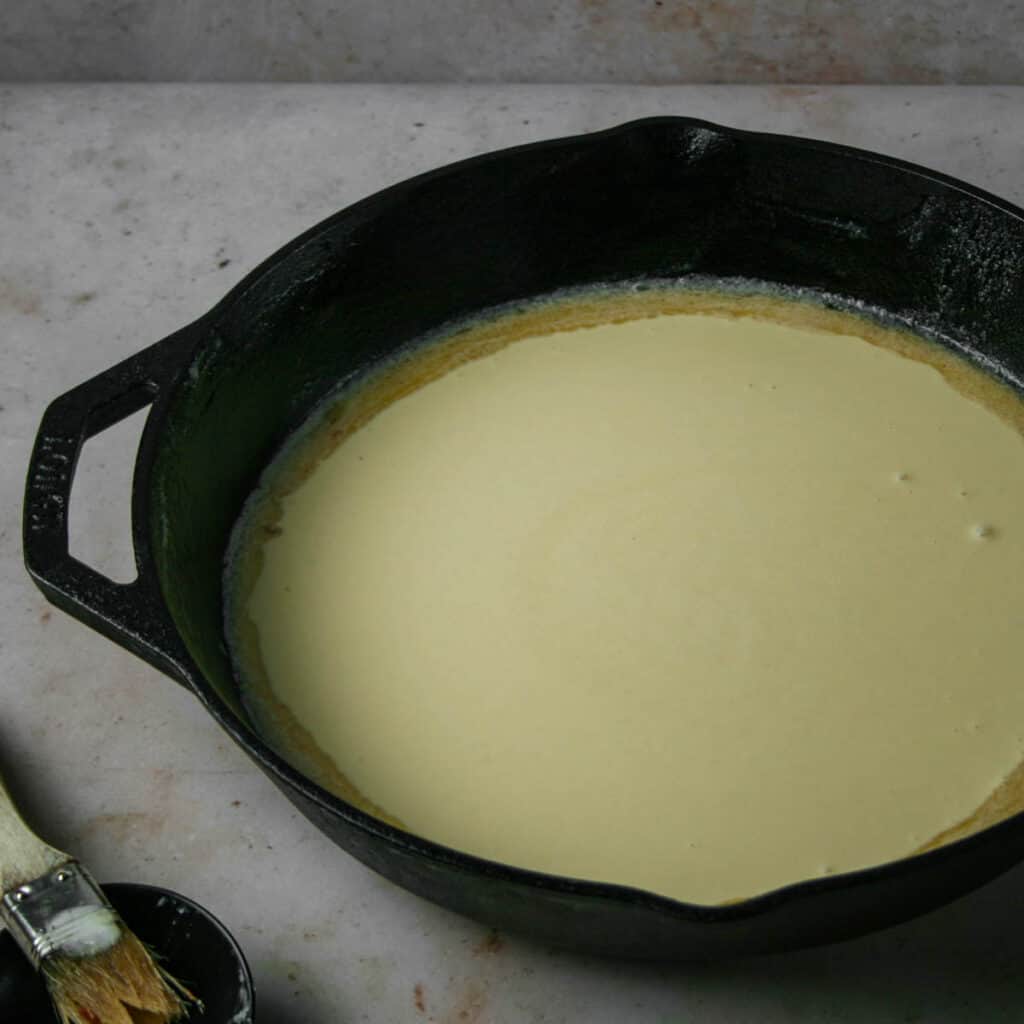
[147, 121, 1024, 721]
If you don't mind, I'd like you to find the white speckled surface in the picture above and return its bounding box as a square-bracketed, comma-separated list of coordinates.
[4, 3, 1024, 84]
[2, 85, 1024, 1023]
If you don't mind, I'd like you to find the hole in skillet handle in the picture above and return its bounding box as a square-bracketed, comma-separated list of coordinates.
[67, 406, 150, 586]
[0, 883, 254, 1022]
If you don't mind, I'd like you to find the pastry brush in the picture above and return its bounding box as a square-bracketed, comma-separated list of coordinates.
[0, 769, 190, 1024]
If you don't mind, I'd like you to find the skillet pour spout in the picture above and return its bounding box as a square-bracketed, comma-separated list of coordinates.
[23, 117, 1024, 958]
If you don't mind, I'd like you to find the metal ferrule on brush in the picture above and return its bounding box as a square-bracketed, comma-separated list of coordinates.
[0, 860, 121, 967]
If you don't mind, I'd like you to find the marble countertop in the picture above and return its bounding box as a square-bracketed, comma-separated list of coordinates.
[2, 84, 1023, 1023]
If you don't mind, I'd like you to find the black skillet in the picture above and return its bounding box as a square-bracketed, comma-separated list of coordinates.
[22, 118, 1024, 958]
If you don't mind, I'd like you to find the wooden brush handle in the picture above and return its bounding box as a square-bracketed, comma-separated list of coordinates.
[0, 772, 67, 893]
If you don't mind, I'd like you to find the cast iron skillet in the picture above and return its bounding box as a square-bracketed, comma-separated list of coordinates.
[22, 117, 1024, 958]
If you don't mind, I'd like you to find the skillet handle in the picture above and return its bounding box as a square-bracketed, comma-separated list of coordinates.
[22, 329, 197, 686]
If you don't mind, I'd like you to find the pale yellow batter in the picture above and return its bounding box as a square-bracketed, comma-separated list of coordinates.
[229, 289, 1024, 905]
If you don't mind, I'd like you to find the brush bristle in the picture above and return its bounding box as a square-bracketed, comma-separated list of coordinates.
[42, 928, 191, 1024]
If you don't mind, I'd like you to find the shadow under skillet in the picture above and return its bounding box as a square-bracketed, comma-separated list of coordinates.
[561, 859, 1024, 1022]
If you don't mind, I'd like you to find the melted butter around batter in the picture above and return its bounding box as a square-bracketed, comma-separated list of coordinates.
[227, 287, 1024, 905]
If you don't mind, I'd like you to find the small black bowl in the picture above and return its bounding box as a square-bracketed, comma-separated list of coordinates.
[0, 882, 253, 1022]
